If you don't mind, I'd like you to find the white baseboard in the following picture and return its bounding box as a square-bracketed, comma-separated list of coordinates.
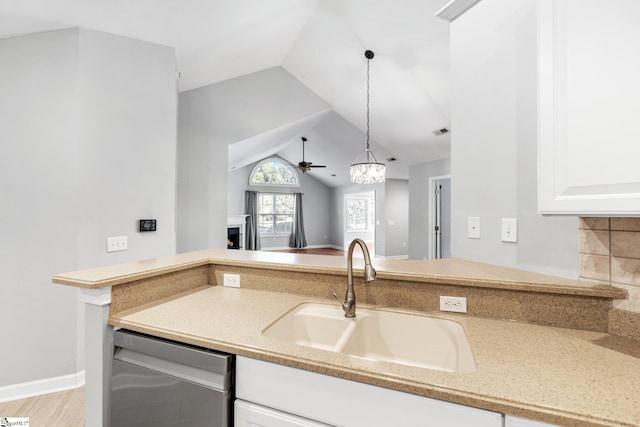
[262, 244, 342, 251]
[0, 370, 85, 403]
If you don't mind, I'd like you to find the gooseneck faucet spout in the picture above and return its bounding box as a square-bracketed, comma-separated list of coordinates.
[333, 238, 377, 318]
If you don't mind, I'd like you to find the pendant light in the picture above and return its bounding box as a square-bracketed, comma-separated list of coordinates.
[350, 50, 385, 184]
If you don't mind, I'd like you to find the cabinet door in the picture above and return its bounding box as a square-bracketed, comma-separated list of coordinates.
[538, 0, 640, 214]
[505, 414, 558, 427]
[237, 356, 503, 427]
[235, 400, 333, 427]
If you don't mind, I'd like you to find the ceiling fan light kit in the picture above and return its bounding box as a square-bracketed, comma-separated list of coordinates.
[351, 50, 385, 184]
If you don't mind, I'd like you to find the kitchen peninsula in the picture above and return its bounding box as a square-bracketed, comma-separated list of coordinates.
[53, 249, 639, 427]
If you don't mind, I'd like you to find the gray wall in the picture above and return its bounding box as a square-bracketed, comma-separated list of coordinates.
[383, 179, 409, 258]
[0, 28, 177, 389]
[177, 67, 330, 253]
[330, 180, 409, 259]
[450, 0, 578, 277]
[228, 163, 332, 249]
[228, 167, 249, 215]
[409, 158, 451, 260]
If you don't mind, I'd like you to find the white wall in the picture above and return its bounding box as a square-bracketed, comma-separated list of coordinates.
[408, 158, 451, 260]
[76, 29, 178, 267]
[0, 28, 177, 393]
[0, 28, 81, 389]
[177, 67, 331, 253]
[450, 0, 578, 277]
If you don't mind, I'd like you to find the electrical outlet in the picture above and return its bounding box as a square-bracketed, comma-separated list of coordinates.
[223, 273, 240, 288]
[107, 236, 128, 253]
[439, 296, 467, 313]
[467, 217, 480, 239]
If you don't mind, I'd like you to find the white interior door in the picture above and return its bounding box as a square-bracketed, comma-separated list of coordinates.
[344, 191, 376, 256]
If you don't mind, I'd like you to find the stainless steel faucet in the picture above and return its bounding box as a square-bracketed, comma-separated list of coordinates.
[333, 238, 377, 318]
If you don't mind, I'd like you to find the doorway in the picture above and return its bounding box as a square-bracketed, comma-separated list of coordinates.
[344, 191, 376, 257]
[428, 176, 451, 259]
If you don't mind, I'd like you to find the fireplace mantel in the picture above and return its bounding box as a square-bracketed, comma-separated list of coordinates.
[228, 215, 248, 226]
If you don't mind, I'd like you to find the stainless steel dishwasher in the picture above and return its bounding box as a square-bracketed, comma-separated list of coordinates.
[110, 329, 234, 427]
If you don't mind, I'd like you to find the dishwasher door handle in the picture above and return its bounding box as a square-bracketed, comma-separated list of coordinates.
[114, 348, 227, 390]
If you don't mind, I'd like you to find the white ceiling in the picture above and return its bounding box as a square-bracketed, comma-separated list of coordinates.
[0, 0, 453, 186]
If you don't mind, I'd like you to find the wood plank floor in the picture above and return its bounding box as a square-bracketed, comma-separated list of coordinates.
[0, 387, 84, 426]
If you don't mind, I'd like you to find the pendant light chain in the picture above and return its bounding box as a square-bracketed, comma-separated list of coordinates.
[350, 49, 385, 184]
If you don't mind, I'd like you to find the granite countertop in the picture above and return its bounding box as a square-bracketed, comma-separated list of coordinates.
[52, 248, 624, 298]
[109, 285, 640, 427]
[54, 249, 636, 426]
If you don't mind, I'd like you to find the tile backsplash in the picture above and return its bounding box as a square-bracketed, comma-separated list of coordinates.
[579, 217, 640, 313]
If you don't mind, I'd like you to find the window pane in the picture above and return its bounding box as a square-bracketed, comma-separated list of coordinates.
[259, 194, 274, 214]
[347, 196, 373, 231]
[250, 159, 298, 186]
[275, 194, 294, 214]
[258, 193, 295, 234]
[275, 214, 293, 233]
[259, 214, 274, 233]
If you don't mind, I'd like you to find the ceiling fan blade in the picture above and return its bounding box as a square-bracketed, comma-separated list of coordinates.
[308, 165, 326, 168]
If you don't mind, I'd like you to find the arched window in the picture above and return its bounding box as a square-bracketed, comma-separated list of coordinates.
[249, 157, 299, 187]
[248, 158, 299, 236]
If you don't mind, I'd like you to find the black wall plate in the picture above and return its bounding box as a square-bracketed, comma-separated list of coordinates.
[139, 219, 157, 232]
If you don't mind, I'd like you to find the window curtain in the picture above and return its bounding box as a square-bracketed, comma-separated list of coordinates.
[245, 191, 261, 250]
[289, 192, 307, 249]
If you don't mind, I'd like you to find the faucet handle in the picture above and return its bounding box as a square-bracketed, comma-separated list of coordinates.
[332, 292, 345, 307]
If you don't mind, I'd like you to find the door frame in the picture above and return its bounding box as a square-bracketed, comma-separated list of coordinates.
[428, 175, 451, 260]
[343, 191, 376, 256]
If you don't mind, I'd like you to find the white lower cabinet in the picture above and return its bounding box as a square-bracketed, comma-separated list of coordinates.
[235, 356, 503, 427]
[235, 400, 332, 427]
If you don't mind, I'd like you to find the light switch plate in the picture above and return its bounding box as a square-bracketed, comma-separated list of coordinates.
[501, 218, 518, 243]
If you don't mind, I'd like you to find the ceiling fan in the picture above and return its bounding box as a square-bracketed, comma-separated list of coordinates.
[297, 137, 326, 173]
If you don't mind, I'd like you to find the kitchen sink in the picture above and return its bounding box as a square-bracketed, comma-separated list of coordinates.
[263, 303, 476, 373]
[262, 303, 356, 351]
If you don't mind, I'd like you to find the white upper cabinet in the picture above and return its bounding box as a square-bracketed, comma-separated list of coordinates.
[538, 0, 640, 215]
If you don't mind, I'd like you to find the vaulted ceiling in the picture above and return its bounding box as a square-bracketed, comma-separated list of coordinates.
[1, 0, 452, 187]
